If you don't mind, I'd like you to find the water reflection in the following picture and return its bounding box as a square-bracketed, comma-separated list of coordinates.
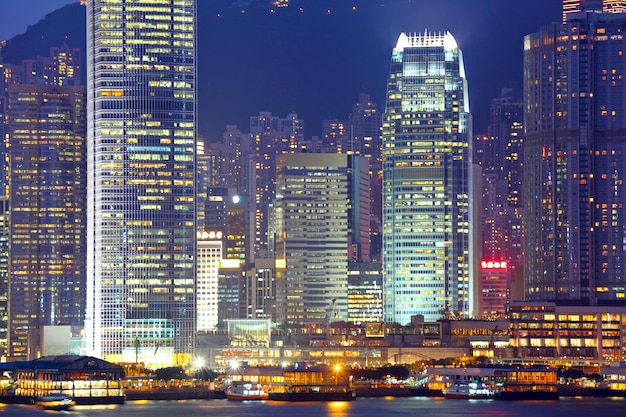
[326, 400, 349, 417]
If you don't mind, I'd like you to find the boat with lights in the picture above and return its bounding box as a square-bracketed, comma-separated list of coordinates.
[443, 381, 495, 400]
[225, 382, 269, 401]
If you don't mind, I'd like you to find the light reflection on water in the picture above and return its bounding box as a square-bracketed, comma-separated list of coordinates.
[1, 397, 625, 417]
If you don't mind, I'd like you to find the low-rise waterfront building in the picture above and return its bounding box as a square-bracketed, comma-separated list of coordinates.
[509, 302, 626, 361]
[0, 355, 124, 404]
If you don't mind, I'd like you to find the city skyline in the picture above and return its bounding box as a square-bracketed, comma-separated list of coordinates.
[0, 0, 626, 368]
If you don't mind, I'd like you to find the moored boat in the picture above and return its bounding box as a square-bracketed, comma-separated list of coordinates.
[443, 381, 495, 400]
[35, 393, 76, 410]
[493, 368, 559, 400]
[225, 382, 269, 401]
[268, 387, 356, 402]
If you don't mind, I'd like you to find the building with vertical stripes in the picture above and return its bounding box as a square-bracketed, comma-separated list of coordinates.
[382, 31, 473, 324]
[85, 0, 197, 367]
[274, 153, 369, 325]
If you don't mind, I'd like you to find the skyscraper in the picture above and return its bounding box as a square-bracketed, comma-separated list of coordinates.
[382, 32, 473, 324]
[85, 0, 197, 367]
[8, 84, 86, 359]
[349, 93, 383, 165]
[274, 153, 368, 324]
[474, 90, 525, 317]
[524, 10, 626, 304]
[250, 112, 303, 259]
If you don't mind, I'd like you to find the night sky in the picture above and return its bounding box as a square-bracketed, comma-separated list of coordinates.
[1, 0, 562, 140]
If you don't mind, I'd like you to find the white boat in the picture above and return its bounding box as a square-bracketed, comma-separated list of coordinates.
[225, 382, 269, 401]
[443, 381, 495, 399]
[35, 393, 76, 410]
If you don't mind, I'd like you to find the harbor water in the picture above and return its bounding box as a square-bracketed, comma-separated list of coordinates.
[1, 396, 625, 417]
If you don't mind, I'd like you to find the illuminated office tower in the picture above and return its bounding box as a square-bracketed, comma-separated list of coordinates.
[524, 11, 626, 305]
[196, 232, 222, 332]
[382, 32, 473, 324]
[274, 154, 369, 325]
[85, 0, 197, 367]
[347, 261, 383, 323]
[7, 84, 86, 359]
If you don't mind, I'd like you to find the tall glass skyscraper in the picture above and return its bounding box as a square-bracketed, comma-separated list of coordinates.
[85, 0, 197, 367]
[382, 32, 472, 324]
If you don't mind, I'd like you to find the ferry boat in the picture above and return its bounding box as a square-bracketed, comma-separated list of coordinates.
[268, 386, 356, 402]
[225, 382, 269, 401]
[493, 368, 559, 400]
[443, 381, 495, 400]
[267, 364, 356, 401]
[35, 393, 76, 410]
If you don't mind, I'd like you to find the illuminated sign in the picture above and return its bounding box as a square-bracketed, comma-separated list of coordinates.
[481, 260, 508, 270]
[197, 231, 223, 240]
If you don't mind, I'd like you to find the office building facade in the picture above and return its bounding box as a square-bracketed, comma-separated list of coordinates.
[196, 232, 222, 332]
[85, 0, 197, 367]
[274, 154, 368, 325]
[524, 11, 626, 305]
[382, 32, 473, 324]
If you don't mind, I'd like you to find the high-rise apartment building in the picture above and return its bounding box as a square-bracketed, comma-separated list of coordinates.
[563, 0, 626, 22]
[250, 112, 303, 258]
[274, 153, 368, 324]
[382, 32, 473, 324]
[85, 0, 197, 367]
[7, 84, 86, 359]
[474, 90, 525, 317]
[349, 93, 383, 165]
[10, 45, 82, 87]
[524, 11, 626, 305]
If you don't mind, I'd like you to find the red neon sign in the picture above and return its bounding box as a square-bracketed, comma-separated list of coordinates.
[481, 260, 508, 270]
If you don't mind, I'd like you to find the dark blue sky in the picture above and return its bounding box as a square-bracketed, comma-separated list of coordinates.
[198, 0, 562, 139]
[0, 0, 72, 41]
[1, 0, 562, 139]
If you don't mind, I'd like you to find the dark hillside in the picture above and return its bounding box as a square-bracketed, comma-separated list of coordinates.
[1, 3, 86, 69]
